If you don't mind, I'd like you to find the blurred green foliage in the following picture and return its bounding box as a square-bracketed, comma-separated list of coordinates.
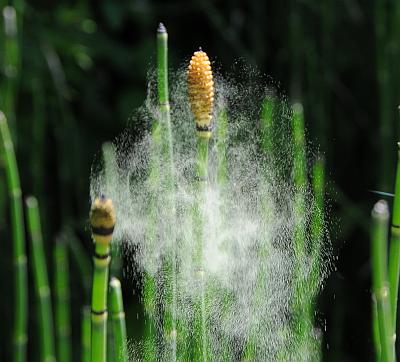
[1, 0, 400, 361]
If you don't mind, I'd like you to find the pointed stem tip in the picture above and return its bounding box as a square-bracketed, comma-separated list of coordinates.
[157, 22, 167, 33]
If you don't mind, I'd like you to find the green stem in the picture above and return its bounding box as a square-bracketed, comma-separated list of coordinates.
[82, 306, 91, 362]
[54, 235, 72, 362]
[157, 22, 177, 360]
[25, 196, 55, 362]
[91, 240, 111, 362]
[0, 111, 27, 362]
[371, 200, 394, 362]
[388, 142, 400, 334]
[1, 6, 19, 144]
[109, 277, 127, 362]
[193, 137, 209, 361]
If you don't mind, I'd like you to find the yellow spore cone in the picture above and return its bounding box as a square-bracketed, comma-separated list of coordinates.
[188, 49, 214, 139]
[90, 195, 116, 245]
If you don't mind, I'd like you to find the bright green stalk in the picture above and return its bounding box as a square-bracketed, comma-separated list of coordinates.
[1, 6, 19, 143]
[0, 111, 27, 362]
[109, 277, 127, 362]
[90, 196, 115, 362]
[388, 142, 400, 334]
[371, 200, 394, 362]
[82, 306, 91, 362]
[25, 196, 55, 362]
[54, 235, 71, 362]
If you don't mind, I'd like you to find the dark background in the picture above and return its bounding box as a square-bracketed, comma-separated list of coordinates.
[1, 1, 399, 361]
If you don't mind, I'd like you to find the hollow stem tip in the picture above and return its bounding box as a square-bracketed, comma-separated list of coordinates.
[188, 49, 214, 139]
[157, 22, 167, 34]
[90, 196, 116, 245]
[372, 199, 390, 220]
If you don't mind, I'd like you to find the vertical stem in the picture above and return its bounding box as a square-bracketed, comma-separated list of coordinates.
[157, 22, 177, 360]
[1, 6, 19, 143]
[25, 196, 55, 362]
[90, 197, 116, 362]
[109, 277, 127, 362]
[54, 235, 72, 362]
[371, 200, 394, 362]
[0, 111, 27, 362]
[388, 141, 400, 335]
[194, 137, 209, 361]
[82, 306, 91, 362]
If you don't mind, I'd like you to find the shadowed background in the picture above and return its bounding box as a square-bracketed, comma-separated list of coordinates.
[0, 1, 398, 361]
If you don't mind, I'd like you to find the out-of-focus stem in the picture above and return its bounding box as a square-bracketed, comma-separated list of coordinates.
[54, 234, 72, 362]
[25, 196, 55, 362]
[0, 111, 27, 362]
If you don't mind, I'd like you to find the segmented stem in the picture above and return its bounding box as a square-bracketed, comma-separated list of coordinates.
[371, 200, 394, 362]
[109, 277, 127, 362]
[90, 196, 116, 362]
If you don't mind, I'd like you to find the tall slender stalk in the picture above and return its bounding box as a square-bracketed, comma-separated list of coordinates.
[157, 22, 178, 361]
[25, 196, 55, 362]
[371, 200, 394, 362]
[1, 6, 20, 143]
[188, 48, 214, 361]
[90, 196, 116, 362]
[388, 141, 400, 335]
[0, 111, 27, 362]
[54, 234, 71, 362]
[109, 277, 127, 362]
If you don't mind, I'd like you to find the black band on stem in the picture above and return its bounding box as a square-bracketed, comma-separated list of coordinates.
[196, 124, 213, 132]
[94, 251, 111, 260]
[91, 309, 107, 315]
[91, 225, 114, 236]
